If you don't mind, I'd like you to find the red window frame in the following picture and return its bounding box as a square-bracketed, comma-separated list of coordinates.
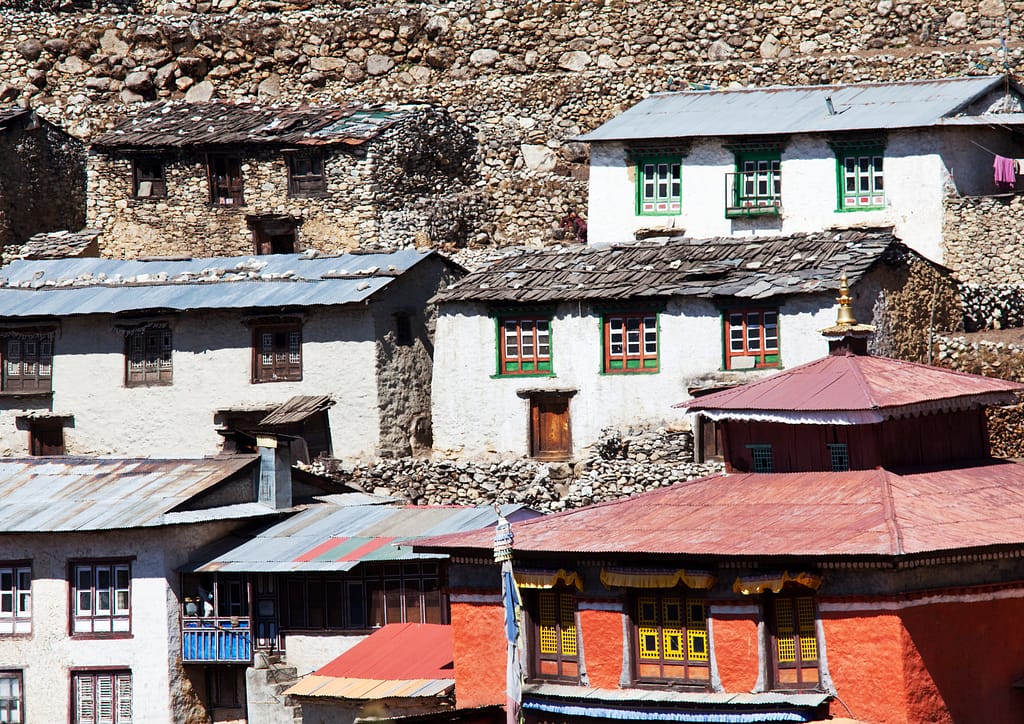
[498, 316, 552, 375]
[724, 309, 779, 370]
[72, 670, 131, 724]
[767, 592, 820, 690]
[71, 561, 131, 637]
[603, 313, 658, 373]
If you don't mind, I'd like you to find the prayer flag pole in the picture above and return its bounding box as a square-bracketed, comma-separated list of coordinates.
[493, 504, 522, 724]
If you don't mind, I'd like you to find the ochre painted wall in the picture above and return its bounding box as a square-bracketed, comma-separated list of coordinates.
[579, 608, 624, 689]
[712, 615, 760, 693]
[901, 597, 1024, 723]
[821, 610, 909, 723]
[452, 600, 507, 709]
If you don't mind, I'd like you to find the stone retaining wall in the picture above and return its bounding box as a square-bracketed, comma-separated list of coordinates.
[0, 1, 1022, 248]
[306, 426, 722, 513]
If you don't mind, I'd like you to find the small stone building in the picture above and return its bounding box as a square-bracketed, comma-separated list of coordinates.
[0, 107, 85, 257]
[87, 101, 480, 259]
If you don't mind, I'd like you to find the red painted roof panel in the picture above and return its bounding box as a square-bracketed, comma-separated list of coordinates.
[684, 353, 1023, 414]
[414, 461, 1024, 558]
[315, 623, 454, 680]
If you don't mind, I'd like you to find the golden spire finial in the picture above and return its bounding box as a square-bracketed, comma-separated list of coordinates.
[835, 273, 857, 326]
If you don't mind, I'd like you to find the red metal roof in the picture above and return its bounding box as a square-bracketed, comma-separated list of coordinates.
[315, 623, 453, 680]
[681, 351, 1023, 415]
[414, 460, 1024, 558]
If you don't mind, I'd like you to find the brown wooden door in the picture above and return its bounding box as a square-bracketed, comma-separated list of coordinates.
[531, 395, 572, 460]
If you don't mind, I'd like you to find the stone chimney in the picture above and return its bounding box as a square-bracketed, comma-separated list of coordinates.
[256, 433, 292, 510]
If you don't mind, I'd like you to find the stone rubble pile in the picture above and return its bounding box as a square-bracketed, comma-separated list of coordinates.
[303, 426, 722, 513]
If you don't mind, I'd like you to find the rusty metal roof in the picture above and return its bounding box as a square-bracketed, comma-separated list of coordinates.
[0, 249, 438, 317]
[186, 503, 532, 573]
[414, 460, 1024, 558]
[683, 352, 1024, 422]
[259, 395, 334, 426]
[286, 623, 454, 700]
[578, 75, 1015, 141]
[0, 456, 260, 532]
[92, 101, 427, 150]
[433, 229, 904, 304]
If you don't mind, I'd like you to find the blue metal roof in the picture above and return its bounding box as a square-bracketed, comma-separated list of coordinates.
[578, 75, 1015, 141]
[186, 503, 535, 573]
[0, 456, 266, 532]
[0, 249, 436, 317]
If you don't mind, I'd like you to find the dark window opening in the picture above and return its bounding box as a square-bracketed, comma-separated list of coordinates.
[250, 217, 298, 255]
[287, 154, 327, 197]
[208, 156, 244, 206]
[29, 419, 64, 456]
[132, 157, 167, 199]
[2, 336, 53, 393]
[394, 312, 414, 346]
[125, 326, 172, 386]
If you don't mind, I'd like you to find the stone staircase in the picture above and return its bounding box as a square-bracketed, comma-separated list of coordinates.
[245, 656, 303, 724]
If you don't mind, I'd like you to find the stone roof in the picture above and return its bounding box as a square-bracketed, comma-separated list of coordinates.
[92, 101, 430, 150]
[434, 228, 911, 304]
[15, 229, 102, 260]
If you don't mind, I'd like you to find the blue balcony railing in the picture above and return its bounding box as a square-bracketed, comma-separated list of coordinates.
[182, 617, 252, 663]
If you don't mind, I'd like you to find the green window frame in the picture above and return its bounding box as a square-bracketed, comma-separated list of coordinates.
[724, 308, 780, 370]
[496, 315, 553, 376]
[636, 157, 682, 216]
[603, 312, 659, 373]
[836, 149, 885, 210]
[727, 150, 781, 217]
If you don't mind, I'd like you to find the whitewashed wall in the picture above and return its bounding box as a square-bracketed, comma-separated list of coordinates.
[0, 307, 380, 459]
[586, 128, 982, 264]
[431, 293, 842, 459]
[0, 521, 240, 724]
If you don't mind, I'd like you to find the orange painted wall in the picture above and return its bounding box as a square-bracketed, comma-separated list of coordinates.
[451, 600, 507, 708]
[901, 597, 1024, 723]
[579, 608, 623, 689]
[821, 610, 910, 724]
[712, 616, 760, 692]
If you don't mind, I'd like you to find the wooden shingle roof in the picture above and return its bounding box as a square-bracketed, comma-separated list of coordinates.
[433, 228, 911, 304]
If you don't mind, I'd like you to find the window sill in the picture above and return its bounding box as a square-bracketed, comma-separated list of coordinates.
[722, 366, 782, 373]
[251, 377, 303, 384]
[70, 632, 133, 640]
[288, 192, 329, 200]
[601, 368, 659, 376]
[725, 206, 781, 218]
[0, 390, 53, 399]
[131, 195, 169, 202]
[125, 381, 174, 388]
[835, 205, 885, 213]
[636, 211, 682, 217]
[491, 373, 557, 379]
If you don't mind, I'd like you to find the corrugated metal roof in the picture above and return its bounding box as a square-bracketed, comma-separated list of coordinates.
[260, 395, 335, 426]
[92, 102, 426, 149]
[578, 75, 1013, 141]
[683, 352, 1024, 417]
[524, 682, 829, 708]
[413, 460, 1024, 558]
[0, 456, 260, 532]
[186, 504, 519, 572]
[0, 249, 435, 317]
[433, 229, 904, 304]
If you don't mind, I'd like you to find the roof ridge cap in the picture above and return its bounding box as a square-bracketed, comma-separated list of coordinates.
[878, 468, 905, 556]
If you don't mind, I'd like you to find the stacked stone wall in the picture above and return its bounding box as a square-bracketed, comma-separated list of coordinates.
[0, 1, 1021, 248]
[307, 426, 722, 512]
[944, 194, 1024, 286]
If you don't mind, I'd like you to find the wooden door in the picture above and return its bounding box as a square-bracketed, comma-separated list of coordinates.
[530, 395, 572, 460]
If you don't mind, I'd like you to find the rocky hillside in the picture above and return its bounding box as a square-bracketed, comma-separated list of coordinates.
[0, 0, 1020, 245]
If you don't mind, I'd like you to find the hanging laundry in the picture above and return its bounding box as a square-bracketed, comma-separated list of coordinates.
[995, 155, 1016, 189]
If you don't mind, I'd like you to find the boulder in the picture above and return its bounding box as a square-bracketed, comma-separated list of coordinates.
[184, 79, 215, 102]
[16, 39, 44, 62]
[366, 54, 395, 76]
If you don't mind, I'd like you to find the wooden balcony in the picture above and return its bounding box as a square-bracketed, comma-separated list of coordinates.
[182, 616, 252, 663]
